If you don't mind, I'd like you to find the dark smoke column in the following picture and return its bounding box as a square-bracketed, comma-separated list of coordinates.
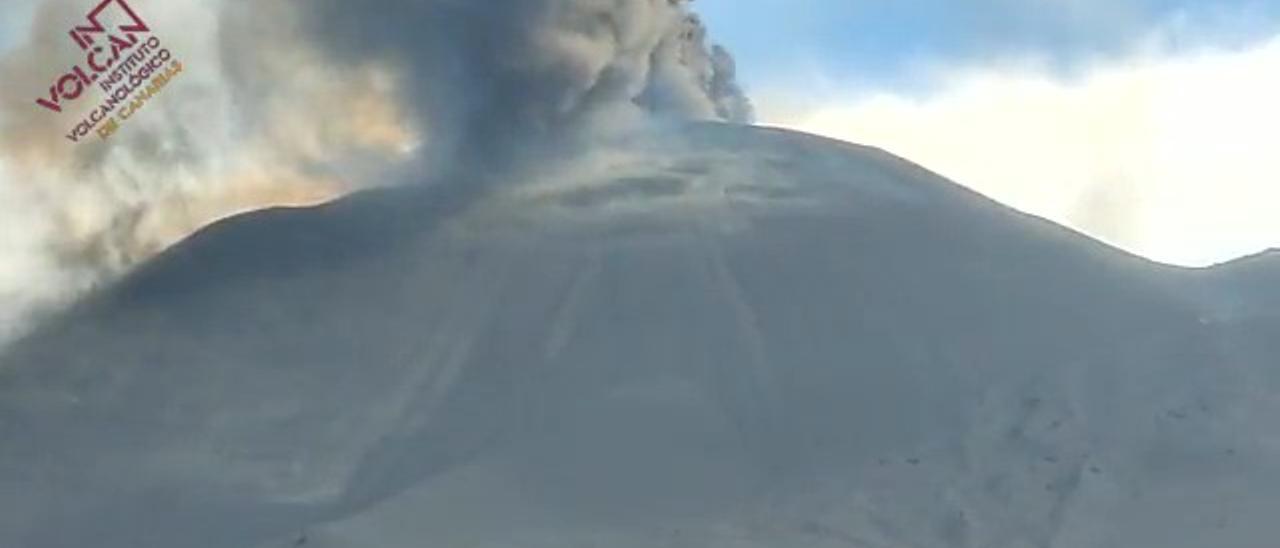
[300, 0, 754, 163]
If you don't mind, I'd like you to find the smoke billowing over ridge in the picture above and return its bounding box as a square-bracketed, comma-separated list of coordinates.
[302, 0, 753, 168]
[0, 0, 753, 344]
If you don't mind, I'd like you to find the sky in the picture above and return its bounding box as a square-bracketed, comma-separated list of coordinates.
[0, 0, 37, 50]
[699, 0, 1280, 84]
[698, 0, 1280, 266]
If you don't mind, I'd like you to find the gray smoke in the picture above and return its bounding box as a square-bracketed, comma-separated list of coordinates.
[299, 0, 754, 168]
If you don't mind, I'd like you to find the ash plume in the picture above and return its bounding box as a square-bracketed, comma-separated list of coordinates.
[301, 0, 754, 168]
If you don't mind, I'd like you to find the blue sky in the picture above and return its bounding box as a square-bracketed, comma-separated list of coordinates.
[699, 0, 1280, 89]
[0, 0, 36, 51]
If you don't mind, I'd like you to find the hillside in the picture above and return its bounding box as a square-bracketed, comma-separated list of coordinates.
[1, 124, 1276, 548]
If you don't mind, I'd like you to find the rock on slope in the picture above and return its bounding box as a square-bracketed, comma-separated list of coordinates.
[0, 124, 1276, 548]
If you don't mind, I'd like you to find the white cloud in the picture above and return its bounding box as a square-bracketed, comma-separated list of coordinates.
[761, 35, 1280, 267]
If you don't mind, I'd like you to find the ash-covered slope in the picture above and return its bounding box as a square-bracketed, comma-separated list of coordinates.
[1, 124, 1277, 548]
